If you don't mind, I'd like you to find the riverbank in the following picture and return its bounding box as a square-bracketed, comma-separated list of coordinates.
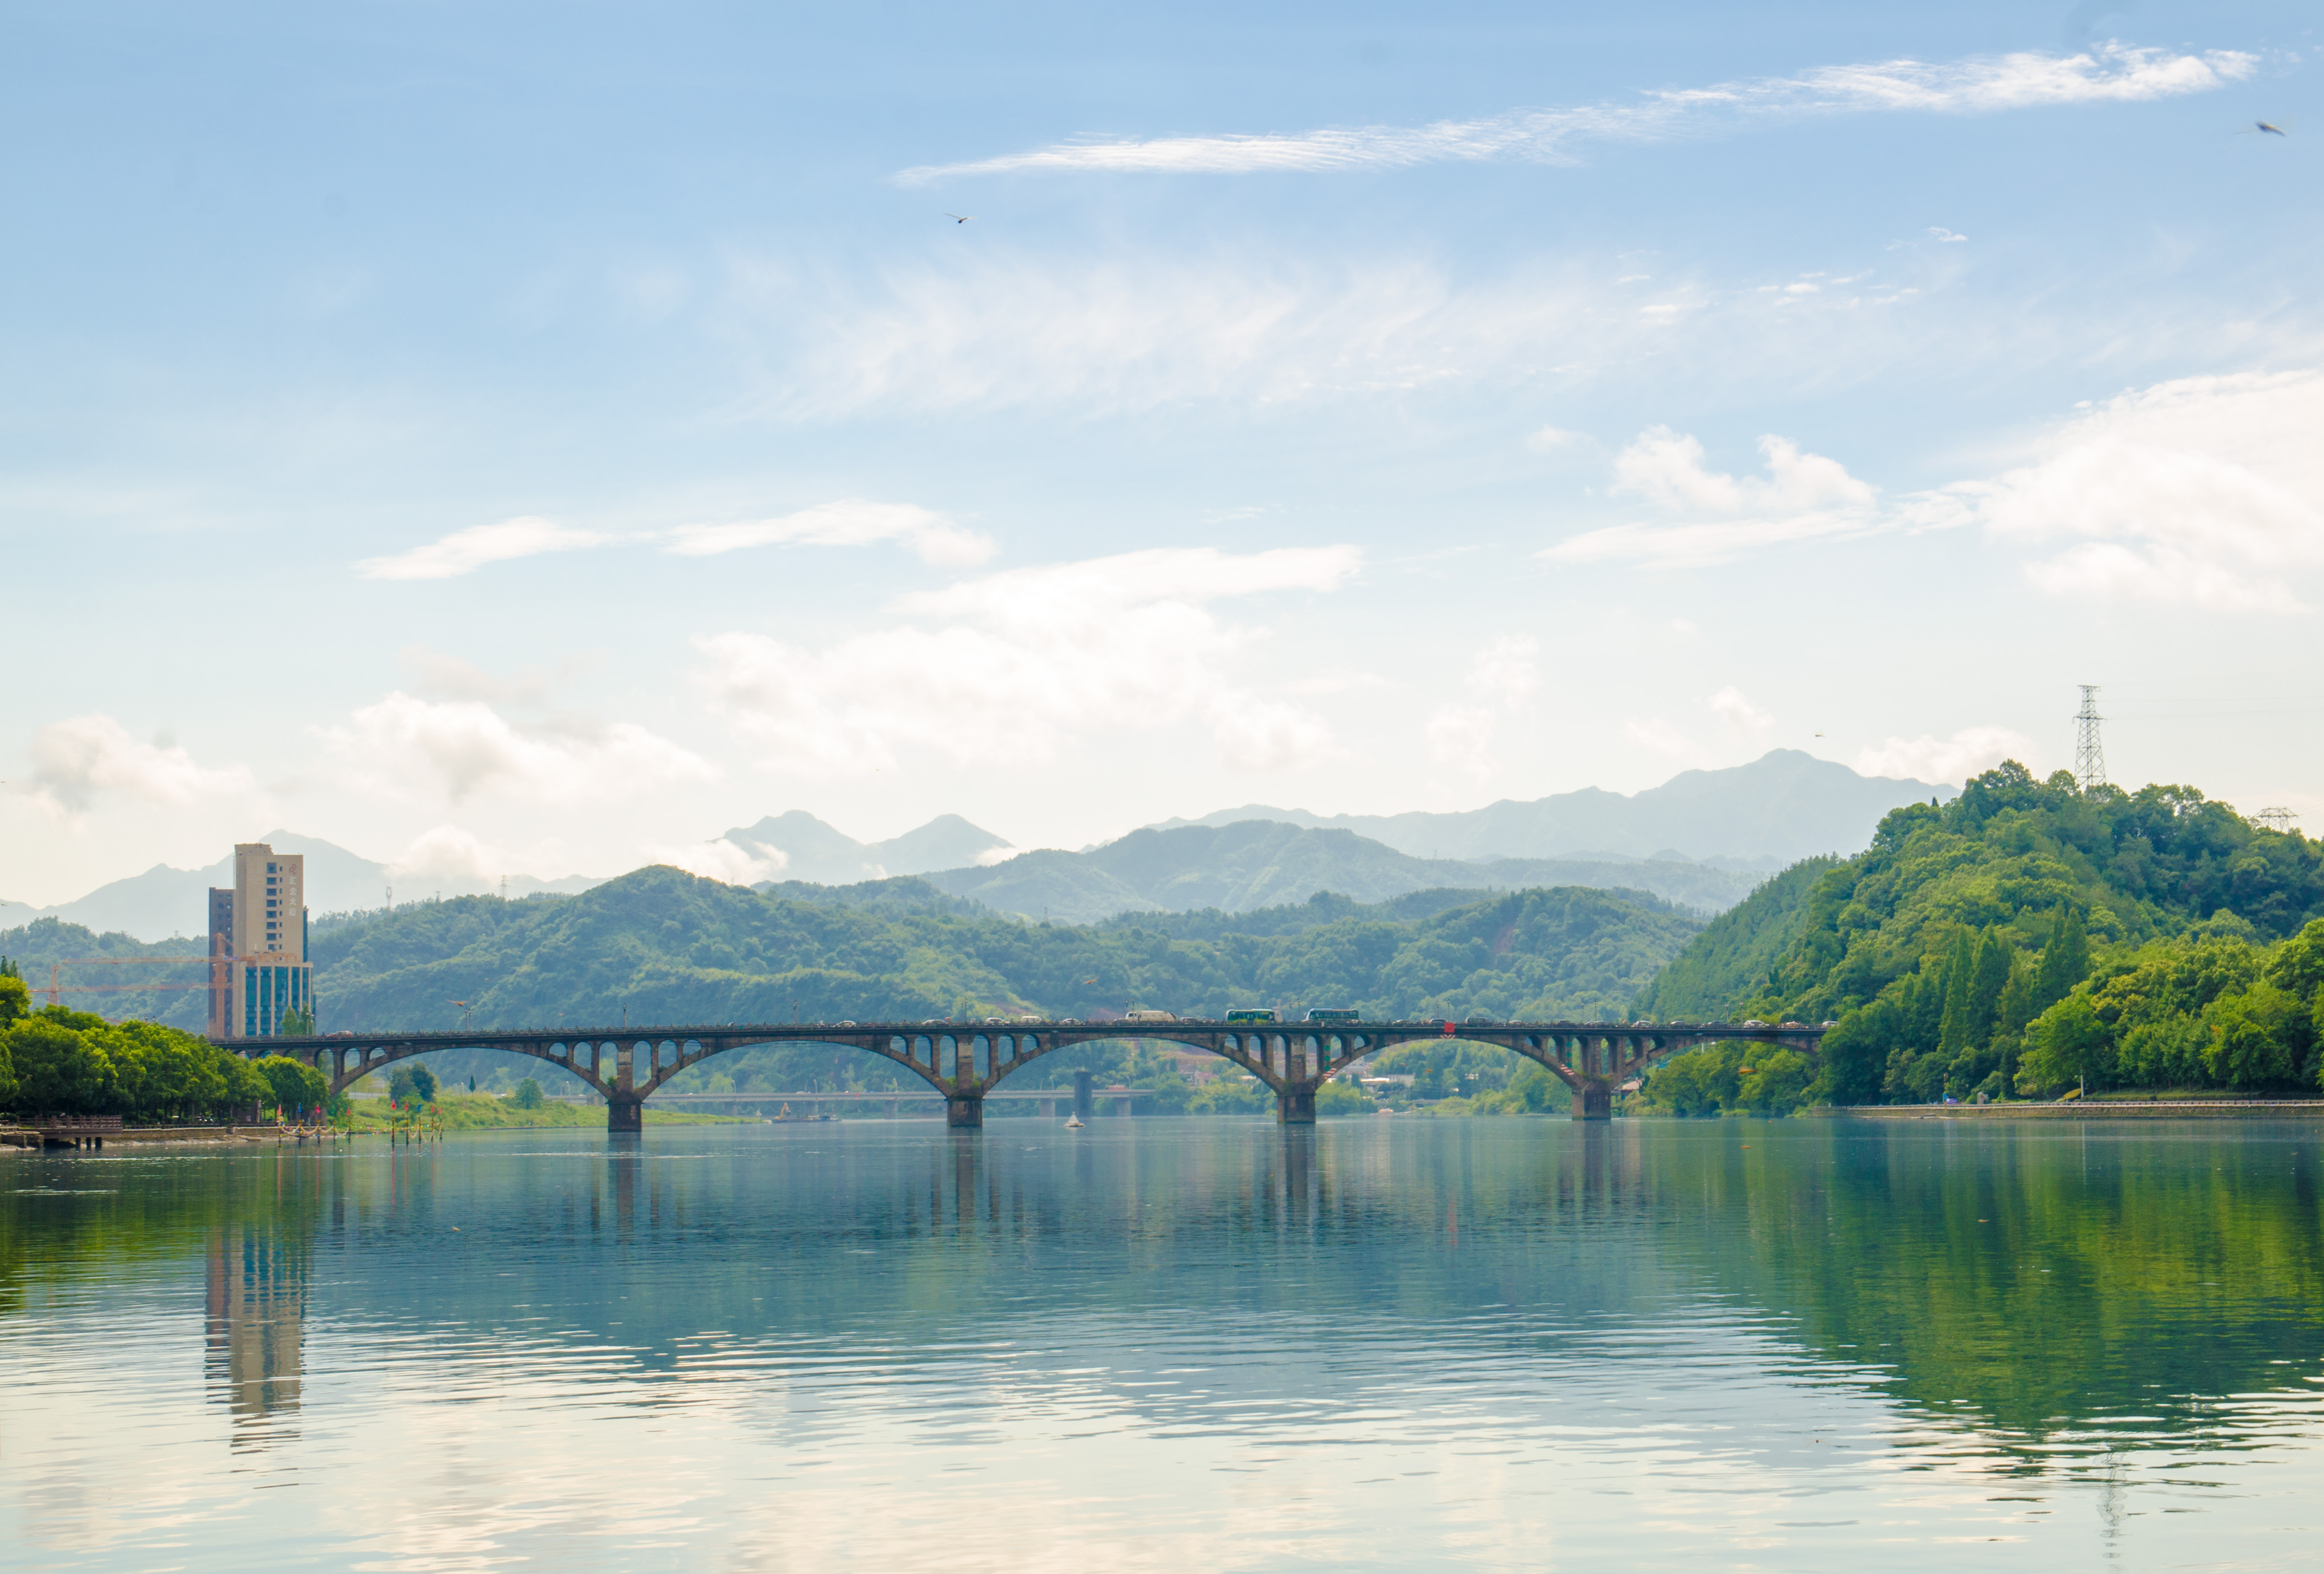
[337, 1094, 744, 1131]
[1831, 1099, 2324, 1120]
[2, 1096, 744, 1150]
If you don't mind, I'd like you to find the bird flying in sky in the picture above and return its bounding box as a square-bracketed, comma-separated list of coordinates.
[945, 212, 975, 223]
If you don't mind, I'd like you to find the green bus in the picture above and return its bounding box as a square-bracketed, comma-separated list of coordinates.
[1225, 1008, 1278, 1024]
[1305, 1008, 1361, 1024]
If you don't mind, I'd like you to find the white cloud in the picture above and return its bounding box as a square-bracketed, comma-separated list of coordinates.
[18, 714, 259, 817]
[1610, 427, 1874, 513]
[1854, 726, 2036, 785]
[643, 838, 789, 886]
[1962, 371, 2324, 612]
[664, 499, 995, 568]
[1527, 426, 1586, 452]
[387, 824, 504, 883]
[356, 516, 612, 581]
[900, 44, 2252, 181]
[1618, 687, 1777, 769]
[693, 545, 1358, 776]
[1545, 427, 1881, 567]
[1707, 685, 1775, 743]
[1546, 372, 2324, 601]
[1426, 636, 1539, 776]
[322, 693, 717, 804]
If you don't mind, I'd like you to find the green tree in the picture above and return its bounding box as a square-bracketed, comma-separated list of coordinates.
[2203, 982, 2303, 1088]
[1187, 1073, 1271, 1114]
[6, 1013, 117, 1114]
[1937, 928, 1977, 1057]
[1474, 1061, 1570, 1114]
[279, 1006, 314, 1036]
[1968, 928, 2013, 1047]
[1315, 1080, 1376, 1117]
[2019, 993, 2112, 1096]
[509, 1077, 547, 1110]
[1643, 1048, 1730, 1116]
[254, 1055, 329, 1115]
[2032, 908, 2091, 1017]
[0, 957, 28, 1027]
[388, 1062, 440, 1105]
[1739, 1048, 1813, 1115]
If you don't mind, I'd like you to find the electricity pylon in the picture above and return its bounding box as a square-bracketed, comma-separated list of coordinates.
[2074, 686, 2106, 792]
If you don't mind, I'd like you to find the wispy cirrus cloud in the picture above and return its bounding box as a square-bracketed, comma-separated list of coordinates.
[664, 499, 994, 567]
[354, 500, 988, 579]
[356, 517, 613, 581]
[899, 43, 2253, 182]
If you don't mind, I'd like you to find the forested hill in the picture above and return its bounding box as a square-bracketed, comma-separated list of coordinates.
[1635, 762, 2324, 1104]
[299, 869, 1702, 1032]
[1633, 857, 1839, 1020]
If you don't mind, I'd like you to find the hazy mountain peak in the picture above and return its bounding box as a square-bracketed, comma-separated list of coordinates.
[717, 811, 1013, 884]
[1149, 750, 1949, 865]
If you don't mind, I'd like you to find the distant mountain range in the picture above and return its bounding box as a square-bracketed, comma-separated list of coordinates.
[716, 811, 1013, 884]
[10, 751, 1951, 942]
[894, 821, 1764, 924]
[1153, 750, 1946, 864]
[5, 831, 605, 944]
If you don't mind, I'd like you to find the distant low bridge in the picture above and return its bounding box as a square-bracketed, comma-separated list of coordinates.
[235, 1020, 1828, 1132]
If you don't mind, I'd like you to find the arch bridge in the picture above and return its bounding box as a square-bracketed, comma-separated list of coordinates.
[238, 1019, 1826, 1132]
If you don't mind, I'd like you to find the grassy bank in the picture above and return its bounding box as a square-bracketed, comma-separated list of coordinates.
[340, 1094, 742, 1130]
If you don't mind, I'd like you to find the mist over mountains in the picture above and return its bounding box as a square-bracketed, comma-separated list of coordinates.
[1154, 750, 1946, 864]
[13, 751, 1950, 942]
[897, 821, 1763, 924]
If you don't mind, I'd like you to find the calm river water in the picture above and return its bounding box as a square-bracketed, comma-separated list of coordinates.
[3, 1117, 2320, 1571]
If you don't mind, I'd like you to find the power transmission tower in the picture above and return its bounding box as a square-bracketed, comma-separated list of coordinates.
[2255, 806, 2299, 834]
[2073, 686, 2106, 792]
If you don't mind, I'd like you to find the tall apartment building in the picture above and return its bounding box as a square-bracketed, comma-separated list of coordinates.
[205, 843, 314, 1040]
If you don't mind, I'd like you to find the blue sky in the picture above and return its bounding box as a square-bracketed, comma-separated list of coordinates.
[6, 1, 2321, 902]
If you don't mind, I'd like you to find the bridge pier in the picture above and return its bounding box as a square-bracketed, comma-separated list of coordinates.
[608, 1097, 644, 1134]
[1072, 1071, 1094, 1123]
[947, 1095, 984, 1129]
[1572, 1080, 1613, 1121]
[1277, 1084, 1316, 1125]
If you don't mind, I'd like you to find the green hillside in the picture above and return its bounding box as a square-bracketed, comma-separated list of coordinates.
[295, 870, 1699, 1092]
[1644, 763, 2324, 1105]
[1632, 857, 1839, 1020]
[306, 868, 1698, 1028]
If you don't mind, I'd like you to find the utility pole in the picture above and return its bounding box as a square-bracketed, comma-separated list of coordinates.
[2074, 686, 2106, 792]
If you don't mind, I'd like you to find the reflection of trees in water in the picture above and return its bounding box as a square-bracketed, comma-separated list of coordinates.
[205, 1221, 307, 1440]
[1667, 1121, 2324, 1465]
[5, 1125, 2318, 1477]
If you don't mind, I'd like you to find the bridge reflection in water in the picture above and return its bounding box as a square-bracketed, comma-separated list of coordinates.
[241, 1019, 1827, 1132]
